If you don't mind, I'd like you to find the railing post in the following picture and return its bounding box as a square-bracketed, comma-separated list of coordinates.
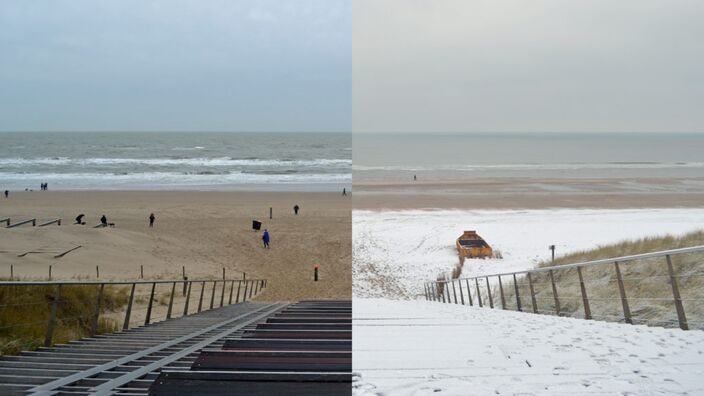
[228, 280, 235, 305]
[166, 282, 176, 320]
[513, 274, 522, 312]
[614, 261, 632, 324]
[527, 272, 538, 313]
[248, 280, 254, 299]
[145, 282, 156, 325]
[440, 283, 446, 303]
[220, 280, 226, 307]
[465, 279, 473, 306]
[236, 281, 243, 303]
[209, 281, 217, 309]
[197, 281, 205, 313]
[497, 275, 506, 309]
[91, 283, 104, 336]
[123, 283, 136, 330]
[242, 281, 249, 302]
[183, 281, 192, 315]
[445, 281, 451, 303]
[458, 279, 465, 305]
[474, 278, 483, 307]
[549, 269, 560, 316]
[451, 280, 458, 304]
[666, 255, 688, 330]
[45, 284, 62, 347]
[577, 266, 591, 320]
[485, 277, 494, 308]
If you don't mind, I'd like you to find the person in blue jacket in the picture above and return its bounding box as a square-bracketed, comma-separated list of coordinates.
[262, 229, 270, 248]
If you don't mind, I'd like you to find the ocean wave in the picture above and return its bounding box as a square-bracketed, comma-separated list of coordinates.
[0, 157, 352, 168]
[0, 171, 351, 185]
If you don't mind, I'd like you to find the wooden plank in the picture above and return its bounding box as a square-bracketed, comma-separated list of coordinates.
[38, 219, 62, 227]
[54, 245, 82, 259]
[6, 218, 36, 228]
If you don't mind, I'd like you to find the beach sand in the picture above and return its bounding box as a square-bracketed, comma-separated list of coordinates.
[0, 191, 351, 302]
[353, 177, 704, 209]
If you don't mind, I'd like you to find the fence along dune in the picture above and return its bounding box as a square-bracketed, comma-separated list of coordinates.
[432, 230, 704, 330]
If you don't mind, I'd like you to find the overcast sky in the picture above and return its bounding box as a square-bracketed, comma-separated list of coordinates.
[353, 0, 704, 133]
[0, 0, 350, 132]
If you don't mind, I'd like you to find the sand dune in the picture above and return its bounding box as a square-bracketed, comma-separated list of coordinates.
[0, 191, 351, 301]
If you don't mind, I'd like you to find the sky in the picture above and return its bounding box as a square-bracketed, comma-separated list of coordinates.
[0, 0, 351, 132]
[353, 0, 704, 133]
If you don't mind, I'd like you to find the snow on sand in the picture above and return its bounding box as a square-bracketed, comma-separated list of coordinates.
[353, 209, 704, 298]
[353, 298, 704, 395]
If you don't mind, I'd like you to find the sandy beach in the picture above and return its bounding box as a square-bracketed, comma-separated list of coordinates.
[0, 191, 351, 301]
[353, 177, 704, 209]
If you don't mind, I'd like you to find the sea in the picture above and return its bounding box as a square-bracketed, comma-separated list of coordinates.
[0, 132, 351, 191]
[353, 132, 704, 181]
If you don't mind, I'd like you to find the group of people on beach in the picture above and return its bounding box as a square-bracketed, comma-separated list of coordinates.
[40, 183, 49, 191]
[73, 213, 156, 228]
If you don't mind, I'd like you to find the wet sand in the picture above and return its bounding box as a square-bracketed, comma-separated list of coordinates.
[353, 177, 704, 209]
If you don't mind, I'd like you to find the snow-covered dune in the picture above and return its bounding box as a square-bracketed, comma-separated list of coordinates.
[353, 209, 704, 298]
[353, 298, 704, 395]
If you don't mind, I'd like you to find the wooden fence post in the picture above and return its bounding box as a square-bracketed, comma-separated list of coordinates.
[666, 255, 688, 330]
[451, 280, 458, 304]
[183, 281, 192, 315]
[145, 282, 156, 325]
[527, 272, 538, 313]
[614, 261, 632, 324]
[497, 275, 506, 309]
[91, 283, 104, 335]
[577, 266, 591, 320]
[209, 281, 217, 309]
[485, 277, 494, 308]
[123, 283, 136, 330]
[44, 285, 62, 347]
[474, 278, 483, 307]
[513, 274, 522, 312]
[465, 279, 473, 306]
[549, 269, 561, 316]
[166, 282, 176, 320]
[458, 279, 465, 305]
[197, 281, 205, 313]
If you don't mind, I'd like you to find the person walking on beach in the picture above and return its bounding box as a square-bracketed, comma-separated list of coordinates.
[414, 175, 417, 181]
[293, 205, 299, 215]
[149, 213, 155, 227]
[342, 188, 347, 196]
[4, 190, 7, 198]
[262, 229, 270, 248]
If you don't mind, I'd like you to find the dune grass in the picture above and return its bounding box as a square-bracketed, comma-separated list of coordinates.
[0, 281, 130, 355]
[493, 230, 704, 329]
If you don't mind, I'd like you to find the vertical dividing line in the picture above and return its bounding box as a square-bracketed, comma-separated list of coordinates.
[498, 275, 506, 310]
[513, 274, 522, 312]
[197, 281, 205, 313]
[458, 279, 465, 305]
[228, 280, 235, 305]
[183, 281, 192, 316]
[485, 277, 494, 308]
[527, 272, 538, 313]
[666, 255, 688, 330]
[475, 278, 483, 307]
[44, 284, 62, 347]
[549, 269, 560, 316]
[123, 283, 136, 330]
[166, 282, 176, 320]
[444, 281, 451, 303]
[242, 281, 249, 302]
[91, 283, 104, 336]
[614, 261, 632, 324]
[440, 283, 446, 303]
[248, 280, 254, 299]
[577, 266, 591, 320]
[145, 282, 156, 325]
[466, 279, 473, 306]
